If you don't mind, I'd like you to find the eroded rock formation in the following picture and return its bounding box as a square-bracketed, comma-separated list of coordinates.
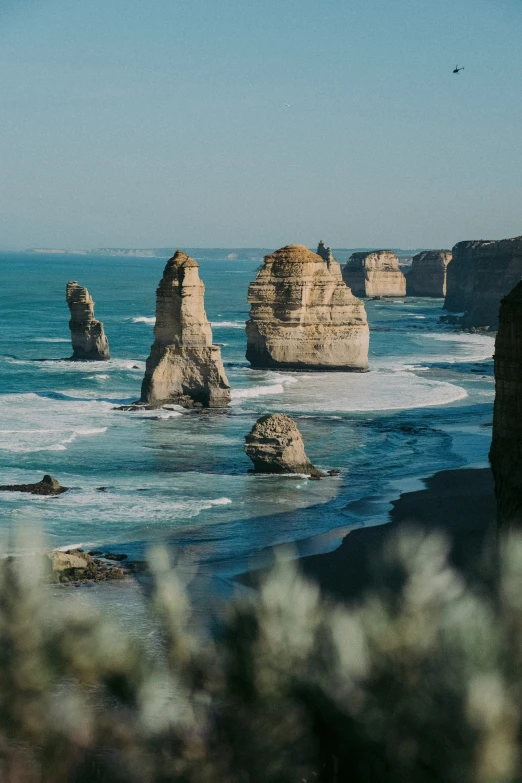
[342, 251, 406, 298]
[490, 281, 522, 530]
[66, 282, 110, 360]
[316, 240, 336, 269]
[141, 251, 231, 407]
[0, 474, 68, 495]
[246, 244, 369, 371]
[245, 413, 322, 476]
[444, 240, 483, 313]
[406, 250, 452, 297]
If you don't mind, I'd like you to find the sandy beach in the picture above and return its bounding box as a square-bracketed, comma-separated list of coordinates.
[299, 466, 497, 603]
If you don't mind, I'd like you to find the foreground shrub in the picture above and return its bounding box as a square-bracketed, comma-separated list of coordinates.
[0, 529, 518, 782]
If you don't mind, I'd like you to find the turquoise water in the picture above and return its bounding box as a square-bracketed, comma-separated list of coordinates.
[0, 252, 495, 574]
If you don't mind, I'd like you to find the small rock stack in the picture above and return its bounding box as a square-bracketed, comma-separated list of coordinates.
[244, 413, 322, 477]
[66, 281, 110, 360]
[141, 251, 231, 408]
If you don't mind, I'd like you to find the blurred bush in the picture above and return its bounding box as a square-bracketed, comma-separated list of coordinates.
[0, 529, 518, 783]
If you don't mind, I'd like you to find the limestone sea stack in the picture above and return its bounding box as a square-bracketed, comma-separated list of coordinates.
[490, 281, 522, 530]
[245, 413, 322, 477]
[342, 251, 406, 298]
[406, 250, 452, 297]
[246, 244, 369, 371]
[66, 282, 110, 360]
[141, 251, 231, 408]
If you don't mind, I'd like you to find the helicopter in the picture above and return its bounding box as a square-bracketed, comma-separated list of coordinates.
[453, 65, 464, 74]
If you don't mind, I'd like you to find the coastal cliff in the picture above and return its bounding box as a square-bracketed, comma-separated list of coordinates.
[406, 250, 452, 297]
[461, 236, 522, 330]
[66, 282, 110, 360]
[490, 281, 522, 530]
[141, 251, 231, 408]
[246, 244, 369, 371]
[342, 251, 406, 297]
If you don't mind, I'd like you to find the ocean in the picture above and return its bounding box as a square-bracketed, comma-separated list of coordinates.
[0, 251, 495, 589]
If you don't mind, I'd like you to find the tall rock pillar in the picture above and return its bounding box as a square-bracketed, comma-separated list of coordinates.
[141, 251, 231, 408]
[66, 282, 110, 360]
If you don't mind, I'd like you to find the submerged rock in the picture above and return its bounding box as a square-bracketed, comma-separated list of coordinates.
[406, 250, 452, 297]
[141, 251, 231, 408]
[342, 251, 406, 298]
[0, 474, 68, 495]
[66, 281, 110, 360]
[246, 244, 369, 371]
[244, 413, 323, 477]
[490, 281, 522, 530]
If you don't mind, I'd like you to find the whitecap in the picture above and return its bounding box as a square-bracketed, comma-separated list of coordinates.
[132, 317, 155, 325]
[32, 337, 70, 343]
[211, 320, 245, 329]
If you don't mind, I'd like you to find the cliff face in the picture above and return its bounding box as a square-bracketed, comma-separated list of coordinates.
[246, 244, 369, 371]
[462, 237, 522, 330]
[406, 250, 452, 297]
[66, 282, 110, 360]
[490, 281, 522, 530]
[342, 251, 406, 297]
[141, 251, 231, 408]
[244, 413, 321, 476]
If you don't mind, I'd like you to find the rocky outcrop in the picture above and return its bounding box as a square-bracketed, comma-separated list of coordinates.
[246, 244, 369, 371]
[47, 550, 126, 583]
[0, 474, 67, 495]
[406, 250, 452, 297]
[141, 251, 231, 408]
[66, 282, 110, 360]
[245, 413, 322, 476]
[490, 281, 522, 530]
[342, 251, 406, 298]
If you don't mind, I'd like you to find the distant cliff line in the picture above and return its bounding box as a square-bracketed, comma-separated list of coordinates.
[21, 247, 424, 261]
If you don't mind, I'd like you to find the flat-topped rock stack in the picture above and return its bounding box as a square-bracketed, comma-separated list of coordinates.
[406, 250, 452, 297]
[490, 281, 522, 530]
[66, 281, 110, 360]
[246, 244, 369, 371]
[141, 251, 231, 408]
[342, 251, 406, 298]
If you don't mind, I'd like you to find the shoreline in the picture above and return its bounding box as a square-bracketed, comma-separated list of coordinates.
[298, 465, 496, 603]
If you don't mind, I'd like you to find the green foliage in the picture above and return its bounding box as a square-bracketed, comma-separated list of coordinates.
[0, 529, 519, 782]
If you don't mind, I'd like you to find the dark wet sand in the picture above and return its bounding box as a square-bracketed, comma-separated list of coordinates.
[299, 467, 496, 603]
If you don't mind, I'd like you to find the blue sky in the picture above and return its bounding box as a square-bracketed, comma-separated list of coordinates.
[1, 0, 521, 249]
